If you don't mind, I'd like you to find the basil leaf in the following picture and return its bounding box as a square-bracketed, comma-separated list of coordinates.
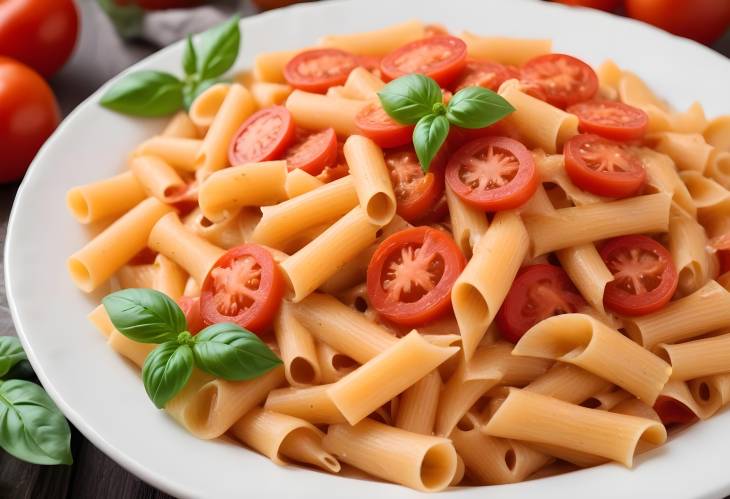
[102, 288, 186, 344]
[4, 360, 35, 381]
[142, 342, 193, 409]
[196, 16, 241, 80]
[377, 74, 443, 125]
[182, 35, 197, 76]
[0, 337, 26, 378]
[193, 323, 282, 381]
[100, 70, 183, 117]
[0, 380, 72, 465]
[183, 78, 220, 111]
[446, 86, 515, 129]
[413, 114, 450, 173]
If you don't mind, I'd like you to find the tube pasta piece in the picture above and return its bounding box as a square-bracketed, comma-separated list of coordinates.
[323, 418, 457, 492]
[704, 115, 730, 151]
[68, 198, 173, 292]
[668, 207, 715, 295]
[66, 171, 146, 224]
[117, 264, 156, 289]
[326, 86, 352, 99]
[637, 148, 696, 218]
[689, 373, 730, 417]
[533, 152, 608, 207]
[151, 254, 187, 301]
[285, 168, 324, 198]
[162, 111, 199, 139]
[135, 136, 202, 172]
[286, 90, 366, 137]
[513, 314, 671, 404]
[87, 304, 114, 338]
[319, 20, 425, 56]
[483, 389, 666, 467]
[230, 408, 340, 473]
[527, 441, 607, 469]
[185, 208, 246, 250]
[461, 31, 551, 65]
[670, 101, 708, 134]
[596, 59, 622, 90]
[317, 341, 357, 384]
[525, 362, 611, 404]
[265, 384, 346, 424]
[148, 212, 225, 284]
[253, 49, 299, 83]
[582, 387, 633, 411]
[395, 370, 441, 435]
[618, 71, 671, 131]
[657, 333, 730, 381]
[523, 193, 672, 257]
[189, 83, 230, 132]
[659, 378, 719, 420]
[281, 207, 379, 302]
[130, 155, 186, 203]
[183, 276, 200, 297]
[343, 67, 385, 100]
[650, 132, 713, 173]
[274, 301, 321, 387]
[107, 330, 154, 368]
[252, 176, 358, 248]
[557, 243, 613, 315]
[445, 183, 488, 258]
[250, 81, 293, 108]
[624, 280, 730, 349]
[198, 161, 288, 222]
[452, 211, 528, 360]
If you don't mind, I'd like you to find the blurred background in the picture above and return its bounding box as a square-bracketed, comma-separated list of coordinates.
[0, 0, 728, 497]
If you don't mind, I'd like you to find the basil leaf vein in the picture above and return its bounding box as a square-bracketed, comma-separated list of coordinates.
[446, 86, 515, 129]
[196, 15, 241, 80]
[377, 74, 443, 124]
[142, 342, 194, 409]
[102, 288, 187, 344]
[0, 337, 27, 378]
[413, 114, 450, 173]
[100, 70, 183, 117]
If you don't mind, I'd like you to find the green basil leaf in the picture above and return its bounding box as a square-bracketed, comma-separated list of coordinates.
[446, 86, 515, 129]
[193, 323, 282, 381]
[100, 70, 183, 117]
[182, 35, 197, 76]
[102, 288, 186, 344]
[4, 360, 35, 381]
[96, 0, 144, 40]
[0, 380, 72, 465]
[142, 342, 193, 409]
[196, 16, 241, 80]
[413, 114, 450, 173]
[0, 337, 26, 378]
[182, 78, 221, 111]
[377, 74, 443, 125]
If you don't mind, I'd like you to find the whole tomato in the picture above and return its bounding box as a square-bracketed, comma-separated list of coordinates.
[0, 58, 60, 183]
[115, 0, 206, 9]
[0, 0, 79, 78]
[553, 0, 621, 11]
[625, 0, 730, 45]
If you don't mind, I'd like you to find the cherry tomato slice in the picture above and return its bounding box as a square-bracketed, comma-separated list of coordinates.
[709, 233, 730, 275]
[600, 235, 678, 316]
[200, 244, 285, 334]
[355, 101, 414, 148]
[177, 296, 204, 334]
[496, 264, 586, 343]
[451, 59, 512, 92]
[568, 100, 649, 141]
[284, 48, 360, 93]
[380, 35, 467, 86]
[367, 226, 466, 327]
[564, 134, 646, 198]
[445, 136, 538, 211]
[653, 396, 698, 426]
[521, 54, 598, 108]
[284, 127, 338, 175]
[385, 148, 444, 223]
[228, 106, 295, 167]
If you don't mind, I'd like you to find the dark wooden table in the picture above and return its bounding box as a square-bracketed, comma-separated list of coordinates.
[0, 1, 728, 497]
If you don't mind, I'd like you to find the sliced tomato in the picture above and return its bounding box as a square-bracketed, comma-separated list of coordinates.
[356, 55, 381, 75]
[355, 101, 414, 148]
[653, 396, 698, 426]
[600, 235, 678, 316]
[385, 148, 444, 223]
[200, 244, 285, 334]
[451, 59, 512, 92]
[496, 264, 586, 343]
[709, 233, 730, 275]
[284, 48, 359, 93]
[564, 134, 646, 198]
[417, 194, 450, 225]
[284, 127, 337, 175]
[177, 296, 204, 334]
[521, 53, 598, 108]
[228, 106, 295, 167]
[380, 35, 467, 86]
[568, 100, 649, 141]
[367, 227, 466, 327]
[445, 136, 538, 211]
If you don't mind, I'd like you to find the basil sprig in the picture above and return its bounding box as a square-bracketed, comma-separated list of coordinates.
[378, 74, 516, 171]
[100, 15, 241, 117]
[103, 289, 282, 409]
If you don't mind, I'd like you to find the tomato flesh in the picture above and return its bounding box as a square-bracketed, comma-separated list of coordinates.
[385, 148, 444, 223]
[284, 127, 337, 175]
[380, 35, 467, 86]
[653, 396, 698, 426]
[228, 106, 295, 167]
[451, 59, 512, 92]
[284, 48, 359, 93]
[709, 233, 730, 275]
[355, 101, 414, 148]
[177, 296, 204, 334]
[568, 100, 649, 141]
[521, 53, 598, 108]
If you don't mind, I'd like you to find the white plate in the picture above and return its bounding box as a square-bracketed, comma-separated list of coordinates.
[6, 0, 730, 497]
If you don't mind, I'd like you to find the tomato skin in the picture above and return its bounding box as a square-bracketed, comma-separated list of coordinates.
[567, 101, 649, 141]
[367, 227, 466, 327]
[355, 101, 414, 149]
[553, 0, 621, 11]
[450, 59, 512, 92]
[284, 48, 359, 93]
[719, 251, 730, 275]
[384, 148, 445, 224]
[0, 0, 78, 78]
[200, 244, 285, 334]
[116, 0, 205, 8]
[600, 235, 679, 316]
[625, 0, 730, 45]
[0, 57, 60, 183]
[564, 134, 647, 198]
[284, 127, 338, 175]
[653, 396, 698, 426]
[521, 53, 598, 108]
[228, 106, 295, 167]
[177, 296, 204, 334]
[380, 35, 467, 87]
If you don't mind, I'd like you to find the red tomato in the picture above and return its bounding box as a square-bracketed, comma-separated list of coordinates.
[367, 227, 466, 327]
[625, 0, 730, 45]
[564, 134, 647, 198]
[284, 48, 359, 93]
[553, 0, 621, 11]
[354, 101, 414, 148]
[385, 148, 444, 223]
[116, 0, 206, 8]
[251, 0, 302, 10]
[284, 127, 337, 175]
[0, 0, 78, 78]
[445, 136, 538, 211]
[451, 59, 512, 92]
[200, 244, 285, 334]
[568, 101, 649, 141]
[709, 233, 730, 275]
[356, 55, 381, 75]
[380, 35, 467, 86]
[521, 54, 598, 108]
[0, 57, 60, 183]
[600, 235, 678, 316]
[177, 296, 204, 334]
[228, 106, 295, 167]
[496, 264, 586, 343]
[653, 396, 698, 426]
